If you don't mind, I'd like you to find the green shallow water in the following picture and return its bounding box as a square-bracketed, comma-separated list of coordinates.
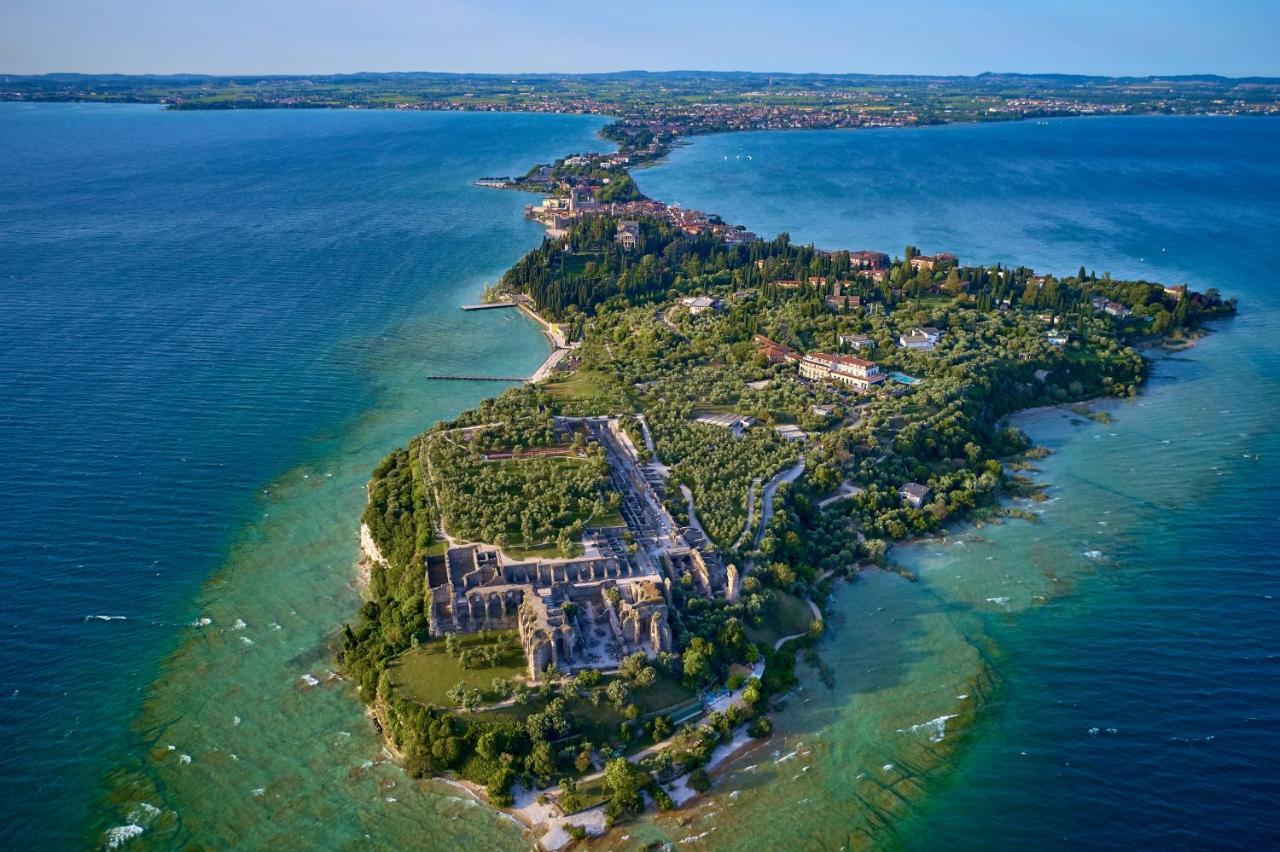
[100, 324, 548, 849]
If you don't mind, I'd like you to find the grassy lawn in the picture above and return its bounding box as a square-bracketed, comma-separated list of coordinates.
[387, 633, 526, 707]
[585, 508, 626, 529]
[474, 669, 698, 749]
[559, 252, 602, 276]
[571, 670, 698, 739]
[628, 670, 696, 715]
[747, 590, 817, 646]
[565, 777, 610, 812]
[543, 370, 634, 412]
[502, 540, 574, 560]
[690, 403, 741, 417]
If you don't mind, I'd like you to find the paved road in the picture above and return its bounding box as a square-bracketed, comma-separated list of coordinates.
[754, 456, 806, 549]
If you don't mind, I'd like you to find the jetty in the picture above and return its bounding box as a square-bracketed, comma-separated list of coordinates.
[425, 374, 527, 382]
[460, 300, 516, 311]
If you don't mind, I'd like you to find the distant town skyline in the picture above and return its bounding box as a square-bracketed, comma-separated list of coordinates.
[3, 0, 1279, 78]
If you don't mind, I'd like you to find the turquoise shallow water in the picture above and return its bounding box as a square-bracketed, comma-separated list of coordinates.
[3, 107, 1278, 849]
[0, 103, 609, 848]
[635, 117, 1280, 848]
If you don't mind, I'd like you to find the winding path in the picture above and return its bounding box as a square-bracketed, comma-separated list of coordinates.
[659, 306, 689, 340]
[734, 478, 761, 550]
[754, 455, 806, 549]
[680, 483, 709, 542]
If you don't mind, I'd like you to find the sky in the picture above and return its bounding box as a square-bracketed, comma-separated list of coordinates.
[2, 0, 1279, 78]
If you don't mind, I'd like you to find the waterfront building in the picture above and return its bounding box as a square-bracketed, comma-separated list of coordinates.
[899, 482, 930, 508]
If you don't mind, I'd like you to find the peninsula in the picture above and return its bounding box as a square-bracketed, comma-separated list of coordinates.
[338, 118, 1236, 846]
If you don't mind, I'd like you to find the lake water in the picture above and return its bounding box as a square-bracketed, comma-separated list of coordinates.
[0, 103, 608, 848]
[3, 107, 1277, 850]
[635, 117, 1280, 849]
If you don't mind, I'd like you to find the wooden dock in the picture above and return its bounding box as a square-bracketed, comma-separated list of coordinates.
[460, 301, 516, 311]
[425, 374, 527, 382]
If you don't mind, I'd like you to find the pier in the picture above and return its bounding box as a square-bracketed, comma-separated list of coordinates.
[425, 374, 528, 382]
[460, 301, 516, 311]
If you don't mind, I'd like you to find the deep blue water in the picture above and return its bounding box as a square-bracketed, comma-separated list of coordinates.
[639, 117, 1280, 848]
[0, 103, 609, 847]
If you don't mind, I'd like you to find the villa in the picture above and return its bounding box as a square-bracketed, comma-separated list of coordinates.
[848, 249, 890, 269]
[775, 424, 808, 441]
[754, 334, 801, 364]
[616, 219, 640, 250]
[909, 252, 958, 271]
[798, 352, 886, 392]
[898, 327, 943, 350]
[839, 333, 873, 349]
[825, 294, 861, 311]
[680, 295, 720, 315]
[899, 482, 931, 509]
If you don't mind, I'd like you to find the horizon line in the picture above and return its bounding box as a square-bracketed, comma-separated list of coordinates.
[5, 68, 1280, 82]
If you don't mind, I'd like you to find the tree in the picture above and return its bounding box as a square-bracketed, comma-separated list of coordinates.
[529, 740, 556, 784]
[476, 731, 501, 760]
[943, 267, 964, 295]
[604, 757, 642, 797]
[681, 637, 714, 687]
[651, 715, 673, 740]
[635, 666, 658, 689]
[606, 679, 631, 708]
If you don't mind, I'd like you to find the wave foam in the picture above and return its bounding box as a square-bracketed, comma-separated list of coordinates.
[897, 714, 959, 744]
[126, 803, 160, 825]
[105, 825, 144, 848]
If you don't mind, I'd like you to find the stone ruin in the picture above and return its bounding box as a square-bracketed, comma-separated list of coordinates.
[426, 545, 676, 679]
